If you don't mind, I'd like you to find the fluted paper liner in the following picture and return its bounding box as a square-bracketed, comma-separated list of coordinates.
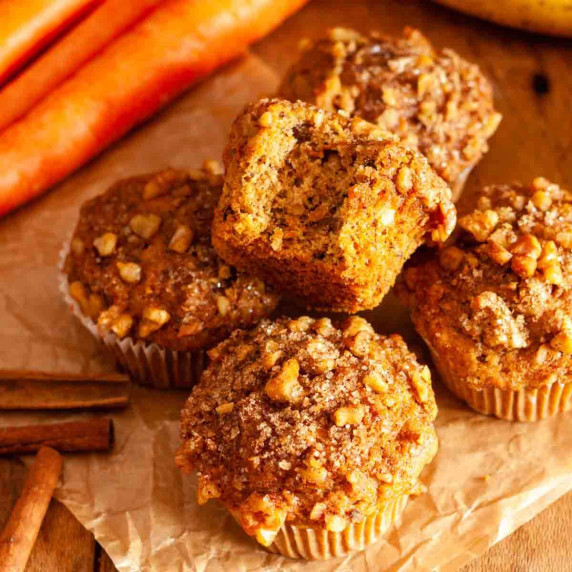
[429, 347, 572, 422]
[2, 38, 572, 572]
[58, 237, 205, 390]
[268, 495, 409, 560]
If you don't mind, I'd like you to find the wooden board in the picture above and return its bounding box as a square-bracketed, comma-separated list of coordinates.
[1, 0, 571, 569]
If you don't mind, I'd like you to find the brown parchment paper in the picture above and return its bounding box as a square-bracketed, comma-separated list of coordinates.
[1, 40, 572, 572]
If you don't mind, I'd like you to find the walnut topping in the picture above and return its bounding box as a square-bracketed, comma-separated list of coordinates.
[531, 190, 552, 211]
[139, 306, 171, 337]
[411, 366, 431, 403]
[556, 232, 572, 249]
[510, 234, 541, 259]
[487, 241, 512, 265]
[215, 295, 231, 316]
[265, 358, 303, 402]
[129, 213, 161, 239]
[93, 232, 117, 257]
[169, 224, 194, 253]
[298, 461, 328, 485]
[439, 246, 464, 271]
[143, 168, 188, 200]
[458, 210, 499, 242]
[344, 330, 372, 357]
[216, 402, 235, 415]
[97, 305, 133, 339]
[363, 371, 388, 393]
[511, 255, 537, 279]
[116, 262, 142, 284]
[342, 316, 374, 337]
[334, 404, 365, 426]
[550, 330, 572, 354]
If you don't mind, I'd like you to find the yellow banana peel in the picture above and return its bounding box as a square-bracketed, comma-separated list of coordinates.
[433, 0, 572, 37]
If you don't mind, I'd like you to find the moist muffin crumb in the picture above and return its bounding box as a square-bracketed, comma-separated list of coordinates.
[213, 98, 456, 313]
[177, 315, 438, 553]
[279, 27, 501, 198]
[399, 178, 572, 419]
[64, 164, 279, 353]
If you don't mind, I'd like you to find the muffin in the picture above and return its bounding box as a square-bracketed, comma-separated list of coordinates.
[177, 315, 438, 559]
[212, 98, 456, 313]
[399, 178, 572, 421]
[279, 27, 502, 200]
[62, 164, 279, 388]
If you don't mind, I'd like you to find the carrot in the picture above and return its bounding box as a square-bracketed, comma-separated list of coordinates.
[0, 0, 99, 86]
[0, 0, 309, 217]
[0, 0, 163, 131]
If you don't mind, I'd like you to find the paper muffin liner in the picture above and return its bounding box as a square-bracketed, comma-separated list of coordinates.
[429, 347, 572, 422]
[58, 241, 205, 389]
[267, 494, 409, 560]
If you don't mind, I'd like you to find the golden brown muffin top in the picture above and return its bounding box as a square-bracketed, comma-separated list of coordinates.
[177, 316, 438, 545]
[213, 98, 456, 312]
[279, 27, 501, 190]
[64, 164, 278, 351]
[400, 178, 572, 391]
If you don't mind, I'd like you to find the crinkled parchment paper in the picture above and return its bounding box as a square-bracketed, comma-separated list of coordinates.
[1, 48, 572, 572]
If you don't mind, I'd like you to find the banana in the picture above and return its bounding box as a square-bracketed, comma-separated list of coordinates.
[433, 0, 572, 37]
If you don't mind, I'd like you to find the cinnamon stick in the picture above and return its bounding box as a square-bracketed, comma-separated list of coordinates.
[0, 446, 63, 572]
[0, 370, 130, 410]
[0, 419, 114, 455]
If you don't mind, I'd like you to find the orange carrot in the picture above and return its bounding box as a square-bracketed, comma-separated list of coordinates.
[0, 0, 309, 217]
[0, 0, 99, 85]
[0, 0, 163, 131]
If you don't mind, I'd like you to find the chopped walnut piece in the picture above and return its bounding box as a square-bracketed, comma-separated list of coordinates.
[556, 232, 572, 249]
[139, 306, 171, 337]
[97, 306, 133, 339]
[143, 168, 188, 200]
[216, 295, 231, 316]
[458, 210, 499, 242]
[265, 358, 303, 402]
[550, 330, 572, 354]
[116, 262, 142, 284]
[342, 316, 374, 337]
[110, 313, 133, 338]
[363, 371, 388, 393]
[487, 241, 512, 265]
[129, 213, 161, 239]
[298, 463, 328, 485]
[216, 402, 235, 415]
[439, 246, 464, 271]
[258, 111, 273, 127]
[169, 224, 194, 253]
[411, 366, 431, 403]
[531, 190, 552, 211]
[511, 255, 537, 279]
[93, 233, 117, 257]
[86, 293, 105, 319]
[334, 404, 365, 426]
[343, 329, 371, 357]
[510, 234, 541, 259]
[218, 265, 232, 280]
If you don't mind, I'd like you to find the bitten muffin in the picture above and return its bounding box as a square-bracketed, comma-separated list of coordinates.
[63, 164, 278, 388]
[212, 98, 456, 313]
[177, 315, 438, 560]
[399, 178, 572, 421]
[279, 27, 502, 200]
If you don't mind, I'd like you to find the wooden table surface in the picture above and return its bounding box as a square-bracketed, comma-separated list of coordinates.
[1, 0, 571, 570]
